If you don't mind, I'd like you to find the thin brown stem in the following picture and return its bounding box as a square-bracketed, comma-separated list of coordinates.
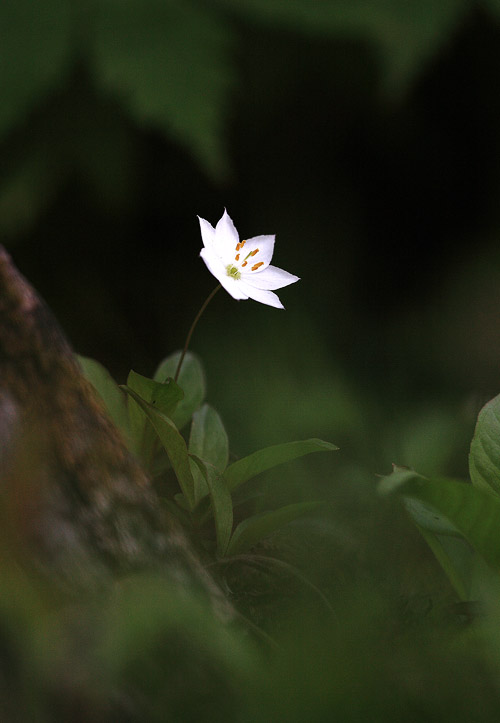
[174, 284, 221, 382]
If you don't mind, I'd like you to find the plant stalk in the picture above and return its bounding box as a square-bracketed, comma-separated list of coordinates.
[174, 284, 221, 382]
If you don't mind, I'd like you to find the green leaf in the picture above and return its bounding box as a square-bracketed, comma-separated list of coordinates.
[0, 0, 72, 139]
[226, 501, 321, 556]
[379, 469, 500, 571]
[189, 404, 229, 471]
[126, 370, 183, 461]
[469, 393, 500, 496]
[224, 438, 338, 492]
[188, 404, 229, 501]
[154, 351, 205, 431]
[93, 0, 234, 176]
[77, 355, 129, 438]
[417, 527, 475, 601]
[121, 386, 195, 509]
[190, 456, 233, 554]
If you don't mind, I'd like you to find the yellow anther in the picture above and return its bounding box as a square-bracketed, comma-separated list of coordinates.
[250, 249, 259, 257]
[242, 261, 248, 267]
[251, 261, 264, 271]
[235, 253, 240, 261]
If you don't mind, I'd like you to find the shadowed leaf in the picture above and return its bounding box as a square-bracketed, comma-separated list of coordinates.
[225, 438, 338, 491]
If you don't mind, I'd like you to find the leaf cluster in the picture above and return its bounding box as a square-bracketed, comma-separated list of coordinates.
[380, 391, 500, 603]
[79, 351, 337, 560]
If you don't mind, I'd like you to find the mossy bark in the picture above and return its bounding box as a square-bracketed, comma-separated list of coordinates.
[0, 245, 230, 615]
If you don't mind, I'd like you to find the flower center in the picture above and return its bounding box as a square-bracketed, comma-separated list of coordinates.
[226, 265, 241, 280]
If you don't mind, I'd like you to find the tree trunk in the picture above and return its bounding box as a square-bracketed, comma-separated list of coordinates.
[0, 245, 229, 614]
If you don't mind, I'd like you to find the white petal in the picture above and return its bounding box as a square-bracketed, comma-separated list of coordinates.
[243, 264, 300, 290]
[200, 246, 226, 280]
[200, 247, 248, 300]
[219, 276, 249, 300]
[197, 216, 216, 250]
[238, 279, 284, 309]
[215, 209, 239, 261]
[239, 234, 275, 272]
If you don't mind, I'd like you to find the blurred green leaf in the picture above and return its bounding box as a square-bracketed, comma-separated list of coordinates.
[154, 351, 205, 431]
[418, 527, 475, 600]
[189, 404, 229, 472]
[0, 0, 72, 139]
[93, 0, 234, 175]
[469, 393, 500, 497]
[189, 404, 229, 501]
[78, 355, 129, 438]
[380, 469, 500, 570]
[99, 573, 254, 720]
[401, 496, 461, 536]
[226, 501, 321, 555]
[122, 386, 195, 508]
[191, 456, 233, 554]
[216, 0, 469, 91]
[126, 370, 183, 461]
[225, 438, 338, 492]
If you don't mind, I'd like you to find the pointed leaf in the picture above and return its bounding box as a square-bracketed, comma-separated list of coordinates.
[469, 393, 500, 496]
[224, 439, 338, 491]
[121, 386, 195, 508]
[126, 370, 183, 461]
[190, 456, 233, 554]
[77, 355, 129, 438]
[226, 501, 321, 556]
[154, 351, 205, 430]
[379, 469, 500, 570]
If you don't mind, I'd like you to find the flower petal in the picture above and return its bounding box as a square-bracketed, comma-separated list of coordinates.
[219, 276, 249, 300]
[200, 247, 249, 300]
[238, 279, 284, 309]
[198, 216, 216, 250]
[243, 264, 300, 290]
[238, 234, 275, 272]
[200, 246, 226, 280]
[215, 209, 239, 261]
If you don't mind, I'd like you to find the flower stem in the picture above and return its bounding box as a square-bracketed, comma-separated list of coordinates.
[174, 284, 221, 382]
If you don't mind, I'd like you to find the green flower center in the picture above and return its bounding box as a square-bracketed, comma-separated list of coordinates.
[226, 264, 241, 280]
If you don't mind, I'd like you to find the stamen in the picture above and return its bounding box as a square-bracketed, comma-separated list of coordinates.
[242, 261, 248, 267]
[235, 240, 246, 251]
[251, 262, 264, 271]
[226, 264, 241, 279]
[235, 254, 240, 261]
[250, 249, 259, 257]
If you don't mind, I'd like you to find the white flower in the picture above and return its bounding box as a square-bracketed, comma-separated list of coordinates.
[198, 210, 299, 309]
